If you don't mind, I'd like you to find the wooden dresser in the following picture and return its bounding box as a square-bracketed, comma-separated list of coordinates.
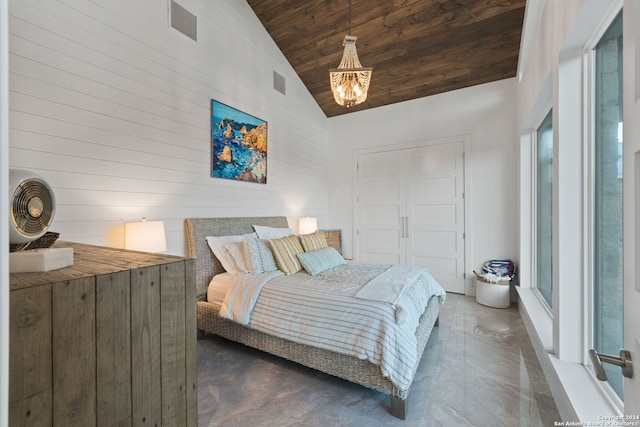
[9, 242, 197, 426]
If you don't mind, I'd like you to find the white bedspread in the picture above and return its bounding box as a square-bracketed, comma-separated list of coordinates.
[219, 270, 283, 324]
[216, 262, 446, 391]
[355, 264, 425, 324]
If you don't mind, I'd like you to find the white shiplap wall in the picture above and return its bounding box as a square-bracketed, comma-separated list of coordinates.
[8, 0, 329, 256]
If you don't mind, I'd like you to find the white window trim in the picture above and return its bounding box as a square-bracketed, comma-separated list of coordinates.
[583, 4, 625, 412]
[519, 287, 622, 420]
[532, 110, 554, 312]
[519, 94, 554, 349]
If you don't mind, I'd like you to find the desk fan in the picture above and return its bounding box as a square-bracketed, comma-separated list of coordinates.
[9, 169, 55, 244]
[9, 169, 72, 272]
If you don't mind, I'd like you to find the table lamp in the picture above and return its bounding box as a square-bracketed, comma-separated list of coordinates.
[124, 217, 167, 253]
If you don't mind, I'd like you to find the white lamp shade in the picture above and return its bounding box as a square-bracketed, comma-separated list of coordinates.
[124, 220, 167, 253]
[298, 217, 318, 235]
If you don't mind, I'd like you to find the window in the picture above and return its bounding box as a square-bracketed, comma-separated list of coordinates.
[536, 110, 553, 308]
[592, 10, 623, 399]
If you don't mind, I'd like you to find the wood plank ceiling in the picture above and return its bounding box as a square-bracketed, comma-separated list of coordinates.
[247, 0, 527, 117]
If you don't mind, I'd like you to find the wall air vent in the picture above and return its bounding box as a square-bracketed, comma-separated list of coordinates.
[273, 71, 286, 95]
[170, 1, 197, 41]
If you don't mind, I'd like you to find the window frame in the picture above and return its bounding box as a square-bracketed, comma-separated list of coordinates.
[584, 4, 624, 409]
[533, 109, 554, 313]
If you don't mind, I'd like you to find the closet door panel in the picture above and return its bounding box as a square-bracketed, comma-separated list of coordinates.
[411, 255, 458, 278]
[410, 177, 457, 203]
[411, 230, 457, 252]
[356, 150, 406, 263]
[413, 204, 456, 224]
[407, 142, 465, 293]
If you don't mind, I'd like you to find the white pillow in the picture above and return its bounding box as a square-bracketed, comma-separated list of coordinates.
[206, 234, 255, 275]
[222, 241, 251, 274]
[253, 225, 293, 240]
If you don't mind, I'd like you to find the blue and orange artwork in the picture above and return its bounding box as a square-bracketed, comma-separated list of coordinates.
[211, 100, 267, 183]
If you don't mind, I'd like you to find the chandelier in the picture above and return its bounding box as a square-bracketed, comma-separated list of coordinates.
[329, 0, 372, 107]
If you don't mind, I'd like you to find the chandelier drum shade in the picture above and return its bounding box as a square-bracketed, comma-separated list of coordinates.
[329, 0, 372, 107]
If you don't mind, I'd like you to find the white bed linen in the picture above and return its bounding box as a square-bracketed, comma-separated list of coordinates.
[355, 264, 425, 324]
[207, 273, 236, 304]
[219, 270, 283, 324]
[217, 262, 446, 391]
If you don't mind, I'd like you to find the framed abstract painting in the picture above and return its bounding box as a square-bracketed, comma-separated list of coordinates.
[211, 100, 267, 183]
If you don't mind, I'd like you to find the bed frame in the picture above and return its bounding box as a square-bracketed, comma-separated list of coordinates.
[184, 216, 440, 419]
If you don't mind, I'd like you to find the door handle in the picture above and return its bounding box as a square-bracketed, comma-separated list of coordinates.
[399, 216, 408, 238]
[589, 349, 633, 381]
[404, 216, 409, 238]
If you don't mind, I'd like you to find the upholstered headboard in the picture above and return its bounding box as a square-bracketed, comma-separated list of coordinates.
[184, 216, 289, 298]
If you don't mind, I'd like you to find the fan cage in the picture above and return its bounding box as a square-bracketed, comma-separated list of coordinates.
[11, 178, 55, 238]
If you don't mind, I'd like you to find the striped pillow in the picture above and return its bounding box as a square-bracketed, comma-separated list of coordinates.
[270, 235, 304, 275]
[299, 231, 328, 252]
[244, 234, 278, 274]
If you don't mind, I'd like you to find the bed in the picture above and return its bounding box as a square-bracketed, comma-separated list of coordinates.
[185, 216, 445, 419]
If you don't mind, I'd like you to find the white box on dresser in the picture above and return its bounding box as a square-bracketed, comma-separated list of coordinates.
[9, 247, 73, 273]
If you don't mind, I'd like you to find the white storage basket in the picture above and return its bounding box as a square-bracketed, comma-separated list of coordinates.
[475, 277, 510, 308]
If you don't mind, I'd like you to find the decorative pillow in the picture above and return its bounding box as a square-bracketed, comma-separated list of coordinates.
[206, 234, 255, 275]
[222, 241, 251, 274]
[244, 234, 279, 274]
[297, 247, 345, 276]
[253, 225, 293, 240]
[270, 234, 304, 275]
[299, 231, 328, 252]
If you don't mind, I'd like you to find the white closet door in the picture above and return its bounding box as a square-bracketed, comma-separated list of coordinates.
[406, 142, 465, 293]
[356, 150, 406, 264]
[355, 141, 466, 293]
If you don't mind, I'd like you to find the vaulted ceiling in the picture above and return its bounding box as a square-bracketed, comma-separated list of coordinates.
[247, 0, 527, 117]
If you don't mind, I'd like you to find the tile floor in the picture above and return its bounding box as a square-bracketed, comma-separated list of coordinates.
[197, 293, 561, 426]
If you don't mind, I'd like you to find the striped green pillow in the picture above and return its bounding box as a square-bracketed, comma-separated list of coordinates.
[270, 235, 304, 275]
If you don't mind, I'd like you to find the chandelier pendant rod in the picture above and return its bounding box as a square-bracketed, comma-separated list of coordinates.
[348, 0, 352, 36]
